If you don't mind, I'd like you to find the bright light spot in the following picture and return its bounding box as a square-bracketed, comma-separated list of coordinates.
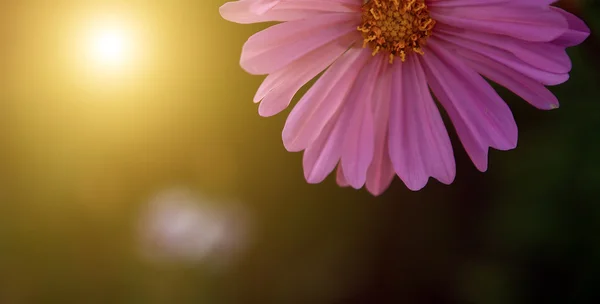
[84, 19, 136, 71]
[92, 29, 127, 65]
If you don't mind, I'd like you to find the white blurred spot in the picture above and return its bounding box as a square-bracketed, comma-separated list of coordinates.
[138, 188, 249, 267]
[85, 18, 136, 71]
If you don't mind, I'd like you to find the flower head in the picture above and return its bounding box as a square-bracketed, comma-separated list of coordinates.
[220, 0, 590, 195]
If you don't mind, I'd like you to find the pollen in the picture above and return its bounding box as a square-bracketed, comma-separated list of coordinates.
[357, 0, 436, 64]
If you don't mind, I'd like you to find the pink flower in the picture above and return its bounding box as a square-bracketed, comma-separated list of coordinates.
[220, 0, 590, 195]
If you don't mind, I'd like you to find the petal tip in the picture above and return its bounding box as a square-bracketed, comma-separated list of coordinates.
[218, 2, 239, 23]
[436, 171, 456, 186]
[303, 166, 325, 184]
[347, 178, 366, 190]
[367, 188, 386, 196]
[474, 160, 488, 173]
[258, 104, 277, 117]
[402, 177, 428, 191]
[281, 130, 303, 152]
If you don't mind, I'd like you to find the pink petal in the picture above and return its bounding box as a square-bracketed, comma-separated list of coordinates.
[302, 110, 347, 184]
[302, 53, 371, 184]
[365, 63, 395, 196]
[249, 0, 280, 14]
[429, 0, 511, 7]
[283, 48, 369, 152]
[336, 164, 350, 188]
[428, 0, 557, 7]
[421, 38, 518, 172]
[513, 0, 557, 5]
[388, 54, 455, 191]
[436, 24, 571, 74]
[240, 12, 359, 75]
[458, 47, 560, 110]
[255, 32, 360, 117]
[551, 8, 590, 47]
[435, 31, 569, 85]
[317, 0, 363, 5]
[431, 5, 568, 42]
[366, 141, 395, 195]
[301, 49, 376, 185]
[340, 56, 384, 189]
[219, 0, 360, 24]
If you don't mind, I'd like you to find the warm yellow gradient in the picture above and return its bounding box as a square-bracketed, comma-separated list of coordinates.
[69, 9, 146, 80]
[0, 1, 255, 219]
[88, 23, 131, 68]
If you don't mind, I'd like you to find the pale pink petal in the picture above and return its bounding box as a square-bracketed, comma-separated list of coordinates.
[249, 0, 280, 14]
[428, 0, 557, 7]
[302, 110, 347, 184]
[431, 5, 567, 42]
[336, 164, 350, 188]
[219, 0, 300, 24]
[303, 58, 370, 184]
[332, 0, 363, 4]
[435, 31, 569, 85]
[340, 56, 384, 189]
[219, 0, 360, 24]
[388, 54, 455, 191]
[317, 0, 363, 5]
[255, 33, 360, 117]
[253, 32, 355, 102]
[240, 12, 359, 75]
[366, 140, 395, 195]
[429, 0, 511, 7]
[365, 63, 395, 196]
[457, 47, 560, 110]
[436, 24, 571, 74]
[301, 50, 376, 185]
[421, 38, 518, 172]
[283, 48, 370, 152]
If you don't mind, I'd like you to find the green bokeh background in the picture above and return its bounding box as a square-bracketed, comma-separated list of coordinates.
[0, 0, 598, 303]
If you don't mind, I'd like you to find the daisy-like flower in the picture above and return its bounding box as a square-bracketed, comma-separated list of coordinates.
[220, 0, 590, 195]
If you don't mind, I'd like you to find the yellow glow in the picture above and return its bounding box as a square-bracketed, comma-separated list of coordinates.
[83, 17, 138, 72]
[91, 28, 128, 65]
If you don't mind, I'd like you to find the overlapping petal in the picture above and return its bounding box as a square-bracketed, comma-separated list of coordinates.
[459, 48, 560, 110]
[552, 8, 591, 47]
[388, 54, 456, 190]
[422, 38, 518, 172]
[365, 64, 396, 196]
[220, 0, 360, 24]
[254, 32, 360, 116]
[430, 5, 568, 42]
[301, 51, 372, 183]
[340, 56, 383, 188]
[283, 48, 369, 152]
[240, 12, 360, 74]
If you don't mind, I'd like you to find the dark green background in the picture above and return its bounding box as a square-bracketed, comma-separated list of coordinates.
[0, 0, 598, 303]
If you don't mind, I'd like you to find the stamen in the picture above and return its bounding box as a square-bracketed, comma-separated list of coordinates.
[358, 0, 436, 64]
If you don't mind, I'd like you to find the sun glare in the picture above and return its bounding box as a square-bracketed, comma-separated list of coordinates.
[85, 19, 137, 71]
[92, 28, 128, 65]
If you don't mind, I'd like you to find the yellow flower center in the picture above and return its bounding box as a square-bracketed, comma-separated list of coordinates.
[357, 0, 436, 64]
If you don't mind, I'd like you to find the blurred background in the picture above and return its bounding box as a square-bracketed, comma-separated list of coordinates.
[0, 0, 598, 303]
